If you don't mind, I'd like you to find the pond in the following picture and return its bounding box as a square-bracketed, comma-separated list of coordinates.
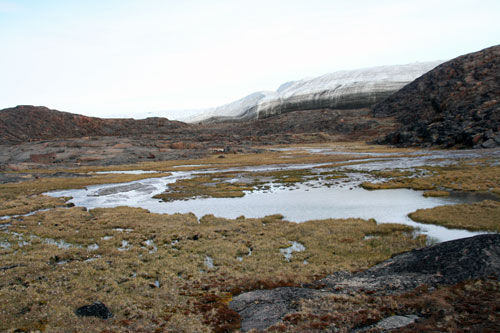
[45, 166, 495, 243]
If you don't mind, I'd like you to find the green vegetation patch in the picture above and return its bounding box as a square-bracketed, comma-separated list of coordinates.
[409, 200, 500, 232]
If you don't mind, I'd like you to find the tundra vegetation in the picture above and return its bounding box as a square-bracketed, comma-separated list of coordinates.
[0, 143, 498, 331]
[0, 207, 424, 331]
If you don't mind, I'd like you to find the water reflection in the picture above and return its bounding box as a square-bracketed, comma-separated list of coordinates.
[46, 174, 494, 242]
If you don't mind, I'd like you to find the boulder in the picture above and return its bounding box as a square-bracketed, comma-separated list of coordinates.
[74, 301, 113, 319]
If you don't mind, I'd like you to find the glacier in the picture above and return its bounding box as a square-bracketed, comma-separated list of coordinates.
[185, 60, 444, 123]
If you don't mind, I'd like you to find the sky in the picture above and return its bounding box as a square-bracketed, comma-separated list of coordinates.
[0, 0, 499, 120]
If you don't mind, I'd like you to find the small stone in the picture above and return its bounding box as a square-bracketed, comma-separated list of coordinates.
[481, 139, 497, 148]
[75, 301, 113, 319]
[375, 315, 419, 330]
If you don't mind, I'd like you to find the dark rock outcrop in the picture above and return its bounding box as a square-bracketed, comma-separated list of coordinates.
[317, 233, 500, 294]
[0, 105, 187, 144]
[373, 45, 500, 148]
[74, 301, 113, 319]
[229, 234, 500, 331]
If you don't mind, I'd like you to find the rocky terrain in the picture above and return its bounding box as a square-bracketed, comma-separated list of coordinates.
[373, 45, 500, 148]
[186, 61, 443, 123]
[0, 108, 398, 168]
[1, 46, 498, 168]
[0, 105, 187, 144]
[230, 234, 500, 331]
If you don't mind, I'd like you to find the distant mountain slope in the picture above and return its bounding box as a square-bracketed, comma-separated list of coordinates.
[186, 61, 443, 123]
[0, 105, 187, 144]
[373, 45, 500, 148]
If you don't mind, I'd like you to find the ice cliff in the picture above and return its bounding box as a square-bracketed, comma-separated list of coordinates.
[185, 61, 444, 123]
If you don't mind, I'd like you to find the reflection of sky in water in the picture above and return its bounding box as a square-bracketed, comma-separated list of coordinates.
[44, 149, 499, 243]
[46, 171, 494, 243]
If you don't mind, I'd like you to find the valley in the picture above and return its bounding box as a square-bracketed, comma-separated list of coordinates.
[1, 45, 499, 331]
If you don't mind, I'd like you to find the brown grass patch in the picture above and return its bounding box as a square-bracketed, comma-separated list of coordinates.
[409, 200, 500, 232]
[361, 161, 500, 193]
[0, 206, 425, 331]
[422, 190, 450, 197]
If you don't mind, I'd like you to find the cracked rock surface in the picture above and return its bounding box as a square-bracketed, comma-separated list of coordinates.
[229, 234, 500, 331]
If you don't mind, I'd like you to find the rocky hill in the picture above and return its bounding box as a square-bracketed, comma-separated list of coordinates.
[373, 45, 500, 148]
[186, 61, 443, 123]
[0, 105, 187, 144]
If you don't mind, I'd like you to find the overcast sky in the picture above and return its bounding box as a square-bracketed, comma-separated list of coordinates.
[0, 0, 499, 120]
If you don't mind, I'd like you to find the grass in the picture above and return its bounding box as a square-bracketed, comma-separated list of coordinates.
[422, 190, 450, 197]
[0, 194, 70, 217]
[1, 142, 498, 331]
[361, 161, 500, 193]
[0, 207, 426, 332]
[153, 173, 254, 202]
[409, 200, 500, 232]
[154, 168, 347, 202]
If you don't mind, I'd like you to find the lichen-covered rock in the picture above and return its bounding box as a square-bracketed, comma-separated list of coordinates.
[373, 45, 500, 148]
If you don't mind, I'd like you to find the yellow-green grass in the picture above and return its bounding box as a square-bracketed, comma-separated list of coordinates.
[409, 200, 500, 232]
[0, 207, 425, 332]
[0, 194, 70, 217]
[361, 161, 500, 193]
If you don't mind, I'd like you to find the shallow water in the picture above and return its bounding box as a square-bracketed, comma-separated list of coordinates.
[42, 149, 499, 243]
[45, 173, 492, 242]
[94, 170, 161, 174]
